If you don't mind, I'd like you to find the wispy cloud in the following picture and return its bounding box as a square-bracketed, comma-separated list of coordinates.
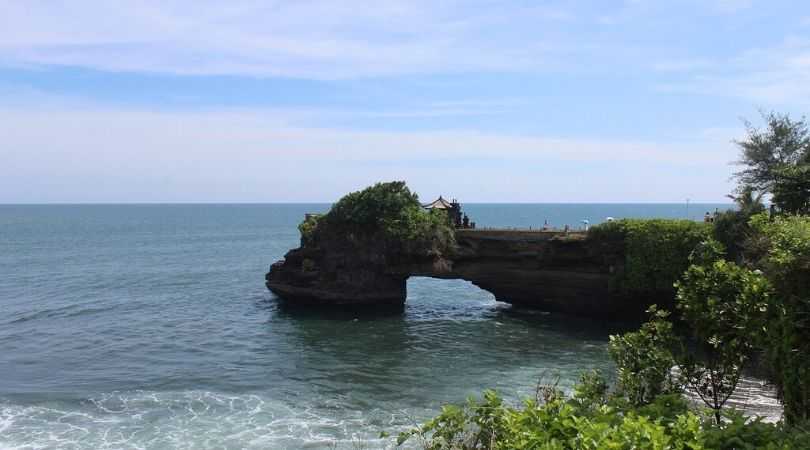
[1, 1, 783, 80]
[0, 106, 736, 202]
[0, 1, 578, 78]
[655, 38, 810, 107]
[652, 59, 715, 72]
[712, 0, 753, 14]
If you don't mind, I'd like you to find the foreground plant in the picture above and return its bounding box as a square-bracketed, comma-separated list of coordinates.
[607, 306, 681, 407]
[394, 384, 806, 449]
[675, 239, 772, 424]
[750, 214, 810, 424]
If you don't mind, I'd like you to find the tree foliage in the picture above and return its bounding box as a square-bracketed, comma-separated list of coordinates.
[713, 188, 765, 263]
[395, 383, 806, 449]
[750, 213, 810, 424]
[588, 219, 710, 294]
[297, 181, 455, 255]
[771, 164, 810, 215]
[675, 244, 772, 424]
[734, 111, 810, 214]
[608, 306, 681, 407]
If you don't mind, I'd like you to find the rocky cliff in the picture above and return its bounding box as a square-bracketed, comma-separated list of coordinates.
[266, 227, 642, 317]
[266, 182, 707, 318]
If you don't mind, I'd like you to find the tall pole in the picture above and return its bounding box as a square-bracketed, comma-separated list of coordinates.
[686, 198, 690, 220]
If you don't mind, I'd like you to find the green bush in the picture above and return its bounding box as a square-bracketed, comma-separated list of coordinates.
[750, 213, 810, 424]
[675, 250, 772, 423]
[396, 389, 703, 449]
[297, 181, 455, 254]
[394, 384, 804, 449]
[607, 306, 682, 407]
[588, 219, 710, 294]
[298, 214, 321, 246]
[713, 210, 755, 263]
[713, 187, 766, 263]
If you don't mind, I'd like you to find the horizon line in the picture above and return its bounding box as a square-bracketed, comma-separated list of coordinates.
[0, 201, 736, 206]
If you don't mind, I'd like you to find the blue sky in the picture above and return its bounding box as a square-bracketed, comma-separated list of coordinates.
[2, 0, 809, 203]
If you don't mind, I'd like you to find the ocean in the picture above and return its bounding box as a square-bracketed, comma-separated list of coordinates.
[0, 203, 731, 449]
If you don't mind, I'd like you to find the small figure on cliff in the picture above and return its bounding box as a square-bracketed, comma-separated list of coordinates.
[462, 213, 470, 228]
[543, 220, 549, 231]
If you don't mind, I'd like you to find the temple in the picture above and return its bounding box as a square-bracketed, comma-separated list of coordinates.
[422, 196, 473, 228]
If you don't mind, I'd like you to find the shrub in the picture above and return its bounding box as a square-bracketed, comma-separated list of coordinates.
[588, 219, 710, 294]
[298, 214, 321, 246]
[297, 181, 455, 255]
[750, 213, 810, 424]
[394, 382, 804, 449]
[712, 187, 766, 263]
[675, 251, 772, 423]
[396, 389, 706, 450]
[607, 306, 682, 406]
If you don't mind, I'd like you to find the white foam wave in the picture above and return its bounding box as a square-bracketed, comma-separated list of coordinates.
[0, 391, 413, 450]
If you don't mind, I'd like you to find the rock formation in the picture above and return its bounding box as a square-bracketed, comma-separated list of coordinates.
[265, 226, 646, 317]
[266, 182, 704, 318]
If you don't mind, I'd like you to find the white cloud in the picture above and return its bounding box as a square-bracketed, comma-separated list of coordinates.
[0, 0, 577, 78]
[0, 106, 736, 202]
[652, 59, 714, 72]
[712, 0, 753, 14]
[655, 38, 810, 107]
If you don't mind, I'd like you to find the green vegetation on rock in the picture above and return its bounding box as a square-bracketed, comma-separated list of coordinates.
[298, 181, 454, 255]
[588, 219, 710, 294]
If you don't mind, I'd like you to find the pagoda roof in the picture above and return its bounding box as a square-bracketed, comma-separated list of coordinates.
[423, 196, 455, 209]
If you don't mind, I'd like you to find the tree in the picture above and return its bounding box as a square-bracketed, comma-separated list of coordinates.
[675, 242, 772, 424]
[301, 181, 455, 257]
[714, 187, 766, 263]
[734, 111, 810, 214]
[771, 164, 810, 215]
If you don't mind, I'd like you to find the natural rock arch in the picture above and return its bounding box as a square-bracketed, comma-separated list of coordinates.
[266, 229, 632, 317]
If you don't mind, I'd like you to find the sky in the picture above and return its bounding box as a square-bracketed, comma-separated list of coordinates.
[2, 0, 810, 203]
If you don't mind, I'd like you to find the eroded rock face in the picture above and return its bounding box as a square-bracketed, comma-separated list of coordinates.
[266, 228, 645, 317]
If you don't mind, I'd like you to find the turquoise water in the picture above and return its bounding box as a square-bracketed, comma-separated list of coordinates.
[0, 203, 729, 449]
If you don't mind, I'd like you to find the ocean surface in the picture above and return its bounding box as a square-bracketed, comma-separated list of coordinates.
[1, 203, 740, 449]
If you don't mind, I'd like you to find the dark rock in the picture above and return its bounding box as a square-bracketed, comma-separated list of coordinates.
[266, 226, 665, 318]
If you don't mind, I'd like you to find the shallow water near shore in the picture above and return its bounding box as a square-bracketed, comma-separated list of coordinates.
[3, 202, 777, 449]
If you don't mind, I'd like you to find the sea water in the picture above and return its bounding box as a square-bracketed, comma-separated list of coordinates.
[1, 203, 742, 449]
